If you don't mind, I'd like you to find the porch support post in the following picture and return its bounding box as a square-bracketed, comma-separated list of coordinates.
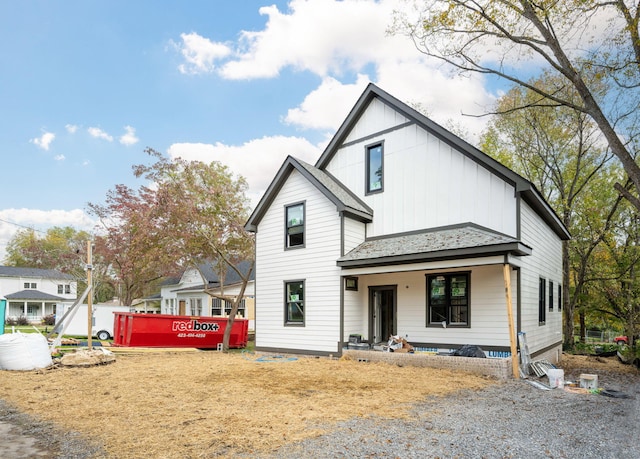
[503, 263, 519, 379]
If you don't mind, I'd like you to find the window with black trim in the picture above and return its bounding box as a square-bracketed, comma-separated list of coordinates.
[558, 284, 562, 311]
[539, 278, 546, 324]
[549, 281, 554, 311]
[285, 280, 305, 325]
[427, 273, 469, 326]
[285, 203, 305, 248]
[366, 143, 383, 194]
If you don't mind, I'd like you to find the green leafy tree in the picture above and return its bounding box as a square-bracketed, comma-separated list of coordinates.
[394, 0, 640, 211]
[587, 202, 640, 346]
[480, 73, 615, 348]
[3, 226, 115, 302]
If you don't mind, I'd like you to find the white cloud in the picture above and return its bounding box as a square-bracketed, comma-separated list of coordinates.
[219, 0, 411, 79]
[65, 124, 79, 134]
[175, 0, 495, 140]
[175, 32, 232, 75]
[167, 136, 321, 205]
[30, 131, 56, 150]
[119, 126, 139, 146]
[54, 154, 65, 161]
[284, 75, 370, 131]
[88, 127, 114, 142]
[0, 208, 96, 262]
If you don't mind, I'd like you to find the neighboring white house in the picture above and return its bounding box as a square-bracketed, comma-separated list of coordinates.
[160, 261, 255, 331]
[245, 83, 570, 363]
[0, 266, 77, 323]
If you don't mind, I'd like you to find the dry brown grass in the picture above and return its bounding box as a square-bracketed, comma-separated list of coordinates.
[0, 349, 495, 458]
[560, 352, 639, 377]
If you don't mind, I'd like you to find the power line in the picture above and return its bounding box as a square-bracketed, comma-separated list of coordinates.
[0, 217, 47, 234]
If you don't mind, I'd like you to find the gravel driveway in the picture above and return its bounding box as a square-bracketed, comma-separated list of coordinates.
[266, 372, 640, 459]
[1, 367, 638, 458]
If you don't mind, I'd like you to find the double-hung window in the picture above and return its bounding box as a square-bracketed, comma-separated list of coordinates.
[366, 143, 383, 194]
[539, 278, 546, 324]
[427, 273, 469, 327]
[285, 280, 304, 325]
[558, 284, 562, 311]
[285, 202, 305, 248]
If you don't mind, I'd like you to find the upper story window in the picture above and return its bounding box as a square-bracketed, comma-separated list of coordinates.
[366, 143, 383, 194]
[24, 282, 37, 289]
[58, 284, 71, 294]
[285, 202, 305, 248]
[427, 273, 469, 327]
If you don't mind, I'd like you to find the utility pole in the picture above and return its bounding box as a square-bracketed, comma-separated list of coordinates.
[87, 240, 93, 350]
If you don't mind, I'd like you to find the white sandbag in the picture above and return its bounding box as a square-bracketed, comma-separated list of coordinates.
[0, 333, 53, 370]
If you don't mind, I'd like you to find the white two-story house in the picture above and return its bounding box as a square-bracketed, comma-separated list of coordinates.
[0, 266, 77, 323]
[245, 84, 569, 364]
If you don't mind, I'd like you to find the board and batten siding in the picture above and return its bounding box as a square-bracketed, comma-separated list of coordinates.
[326, 101, 517, 238]
[254, 170, 343, 353]
[347, 265, 514, 347]
[518, 200, 563, 355]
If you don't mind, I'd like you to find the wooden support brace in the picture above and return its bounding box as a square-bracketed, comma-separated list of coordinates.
[503, 263, 519, 378]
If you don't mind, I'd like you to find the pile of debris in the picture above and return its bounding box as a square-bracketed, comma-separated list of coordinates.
[57, 348, 116, 367]
[387, 335, 414, 353]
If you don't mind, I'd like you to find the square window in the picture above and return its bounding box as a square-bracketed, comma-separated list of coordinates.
[427, 273, 469, 327]
[285, 280, 304, 325]
[366, 143, 383, 194]
[286, 203, 305, 248]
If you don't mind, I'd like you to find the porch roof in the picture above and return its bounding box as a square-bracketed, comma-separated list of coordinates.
[337, 224, 532, 268]
[4, 290, 66, 301]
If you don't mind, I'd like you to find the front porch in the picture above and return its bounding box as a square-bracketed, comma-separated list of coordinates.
[7, 301, 59, 324]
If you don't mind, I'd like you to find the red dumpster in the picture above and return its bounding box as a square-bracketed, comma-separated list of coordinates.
[112, 313, 248, 349]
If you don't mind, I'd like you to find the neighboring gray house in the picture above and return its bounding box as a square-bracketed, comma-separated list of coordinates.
[0, 266, 77, 323]
[245, 83, 569, 364]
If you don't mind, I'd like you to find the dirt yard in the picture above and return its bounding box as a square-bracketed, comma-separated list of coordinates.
[0, 349, 635, 458]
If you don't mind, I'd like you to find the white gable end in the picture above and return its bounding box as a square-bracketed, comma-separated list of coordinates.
[343, 97, 410, 144]
[325, 99, 518, 238]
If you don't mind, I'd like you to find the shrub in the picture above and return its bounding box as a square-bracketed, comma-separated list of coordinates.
[16, 315, 30, 326]
[42, 314, 56, 326]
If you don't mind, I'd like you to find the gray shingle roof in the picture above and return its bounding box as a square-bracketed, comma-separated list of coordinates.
[0, 266, 74, 280]
[295, 159, 373, 219]
[4, 290, 66, 301]
[337, 224, 532, 268]
[245, 156, 373, 231]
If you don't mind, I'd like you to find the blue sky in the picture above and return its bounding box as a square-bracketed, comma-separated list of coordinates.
[0, 0, 500, 259]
